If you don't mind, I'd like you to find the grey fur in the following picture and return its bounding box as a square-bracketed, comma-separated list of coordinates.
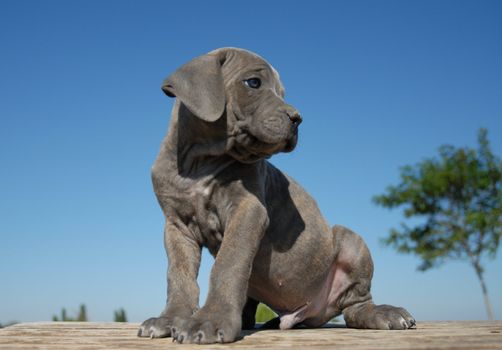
[138, 48, 415, 344]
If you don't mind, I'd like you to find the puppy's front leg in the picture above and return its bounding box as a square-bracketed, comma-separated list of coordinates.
[138, 221, 201, 338]
[173, 198, 268, 344]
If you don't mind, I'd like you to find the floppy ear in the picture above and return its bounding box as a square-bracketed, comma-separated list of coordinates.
[161, 54, 225, 122]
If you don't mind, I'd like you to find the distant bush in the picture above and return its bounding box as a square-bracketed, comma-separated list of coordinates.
[52, 304, 87, 322]
[51, 304, 129, 322]
[113, 308, 127, 322]
[0, 321, 18, 328]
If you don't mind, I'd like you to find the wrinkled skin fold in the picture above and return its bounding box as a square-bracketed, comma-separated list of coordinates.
[137, 47, 415, 344]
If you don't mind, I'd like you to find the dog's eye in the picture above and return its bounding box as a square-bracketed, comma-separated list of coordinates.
[244, 78, 261, 89]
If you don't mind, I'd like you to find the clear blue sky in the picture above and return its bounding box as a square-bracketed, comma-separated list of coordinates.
[1, 0, 501, 324]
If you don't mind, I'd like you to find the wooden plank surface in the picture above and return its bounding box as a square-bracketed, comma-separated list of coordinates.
[1, 321, 501, 350]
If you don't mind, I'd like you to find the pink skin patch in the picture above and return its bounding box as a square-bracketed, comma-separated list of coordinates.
[277, 260, 354, 329]
[279, 304, 309, 330]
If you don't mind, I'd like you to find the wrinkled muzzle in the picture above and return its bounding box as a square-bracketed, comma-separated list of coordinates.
[228, 101, 302, 163]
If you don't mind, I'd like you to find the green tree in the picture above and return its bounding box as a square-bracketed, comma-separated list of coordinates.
[52, 304, 88, 322]
[52, 308, 69, 321]
[77, 304, 87, 322]
[373, 129, 502, 320]
[114, 308, 128, 322]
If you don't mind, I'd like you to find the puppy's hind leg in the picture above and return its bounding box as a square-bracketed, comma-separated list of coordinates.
[331, 225, 416, 330]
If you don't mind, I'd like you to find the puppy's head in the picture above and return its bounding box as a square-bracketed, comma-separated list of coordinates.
[162, 47, 301, 163]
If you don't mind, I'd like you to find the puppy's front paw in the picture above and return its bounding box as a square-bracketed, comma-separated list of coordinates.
[368, 305, 416, 330]
[345, 303, 416, 330]
[172, 309, 241, 344]
[138, 316, 179, 338]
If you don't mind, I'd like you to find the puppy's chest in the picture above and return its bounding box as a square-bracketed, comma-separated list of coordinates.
[172, 179, 226, 253]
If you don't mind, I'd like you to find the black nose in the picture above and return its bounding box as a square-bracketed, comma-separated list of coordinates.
[287, 109, 302, 126]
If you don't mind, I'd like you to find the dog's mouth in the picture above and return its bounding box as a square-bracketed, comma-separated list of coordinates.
[282, 131, 298, 153]
[228, 130, 287, 163]
[228, 107, 299, 163]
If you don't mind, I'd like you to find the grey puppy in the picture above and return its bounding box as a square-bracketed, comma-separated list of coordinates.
[138, 47, 415, 344]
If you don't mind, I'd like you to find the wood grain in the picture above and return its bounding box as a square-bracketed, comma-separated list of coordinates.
[1, 321, 501, 349]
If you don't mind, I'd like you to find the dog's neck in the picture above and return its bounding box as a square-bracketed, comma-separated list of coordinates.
[158, 100, 238, 179]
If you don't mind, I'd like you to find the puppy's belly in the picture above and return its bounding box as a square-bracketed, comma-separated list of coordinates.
[249, 255, 351, 328]
[248, 227, 346, 328]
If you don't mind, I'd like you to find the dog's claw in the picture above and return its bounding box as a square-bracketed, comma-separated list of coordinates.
[138, 316, 173, 338]
[217, 330, 224, 343]
[195, 331, 203, 344]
